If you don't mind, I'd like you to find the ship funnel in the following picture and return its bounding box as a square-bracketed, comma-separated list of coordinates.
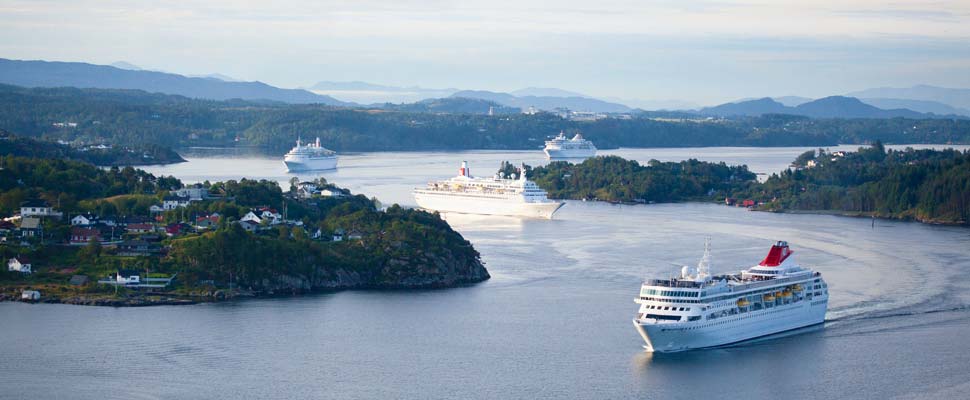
[315, 137, 321, 147]
[519, 163, 528, 181]
[459, 161, 469, 177]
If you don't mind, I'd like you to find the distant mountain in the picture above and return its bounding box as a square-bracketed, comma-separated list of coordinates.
[859, 98, 970, 117]
[848, 85, 970, 110]
[308, 81, 458, 104]
[192, 73, 240, 82]
[793, 96, 926, 118]
[449, 90, 631, 113]
[605, 97, 701, 111]
[510, 87, 589, 98]
[0, 58, 349, 105]
[701, 95, 950, 119]
[381, 97, 518, 114]
[700, 98, 790, 116]
[773, 96, 813, 107]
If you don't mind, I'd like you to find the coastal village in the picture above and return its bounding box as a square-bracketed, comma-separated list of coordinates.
[1, 179, 361, 304]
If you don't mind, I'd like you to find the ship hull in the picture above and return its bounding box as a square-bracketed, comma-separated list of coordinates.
[544, 148, 596, 159]
[413, 191, 564, 219]
[634, 299, 827, 353]
[284, 156, 338, 171]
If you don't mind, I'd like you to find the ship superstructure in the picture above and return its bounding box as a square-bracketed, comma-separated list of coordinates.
[633, 240, 828, 352]
[543, 131, 597, 159]
[283, 137, 338, 171]
[413, 161, 565, 219]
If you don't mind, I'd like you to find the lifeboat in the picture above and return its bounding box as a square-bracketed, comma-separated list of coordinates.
[792, 284, 803, 291]
[736, 298, 750, 307]
[781, 290, 792, 298]
[763, 294, 775, 301]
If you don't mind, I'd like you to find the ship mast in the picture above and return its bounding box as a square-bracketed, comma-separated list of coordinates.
[695, 237, 712, 281]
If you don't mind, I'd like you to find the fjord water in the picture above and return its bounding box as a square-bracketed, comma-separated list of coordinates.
[4, 146, 970, 399]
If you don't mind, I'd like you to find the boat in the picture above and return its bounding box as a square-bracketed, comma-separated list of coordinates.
[412, 161, 565, 219]
[543, 131, 596, 159]
[283, 137, 338, 171]
[633, 239, 829, 352]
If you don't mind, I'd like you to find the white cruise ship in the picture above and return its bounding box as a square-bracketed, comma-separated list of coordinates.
[283, 137, 338, 171]
[633, 240, 828, 352]
[413, 161, 565, 219]
[543, 131, 597, 159]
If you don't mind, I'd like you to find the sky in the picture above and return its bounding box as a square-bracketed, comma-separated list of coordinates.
[1, 0, 969, 105]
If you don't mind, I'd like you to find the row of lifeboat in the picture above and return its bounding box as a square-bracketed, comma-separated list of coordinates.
[736, 284, 802, 307]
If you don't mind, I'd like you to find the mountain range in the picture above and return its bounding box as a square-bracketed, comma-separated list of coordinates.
[0, 58, 349, 105]
[699, 96, 960, 119]
[449, 90, 631, 113]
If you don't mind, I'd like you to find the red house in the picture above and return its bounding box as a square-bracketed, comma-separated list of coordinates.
[741, 199, 756, 207]
[71, 227, 102, 244]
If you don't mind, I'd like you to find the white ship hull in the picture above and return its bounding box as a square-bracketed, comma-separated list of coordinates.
[284, 155, 338, 171]
[414, 191, 564, 219]
[634, 299, 827, 353]
[544, 147, 596, 159]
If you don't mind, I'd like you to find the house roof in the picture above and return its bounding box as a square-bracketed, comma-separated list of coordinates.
[71, 227, 101, 236]
[20, 217, 41, 229]
[20, 199, 50, 208]
[69, 275, 89, 285]
[163, 195, 190, 201]
[127, 223, 154, 230]
[10, 256, 30, 264]
[118, 269, 140, 277]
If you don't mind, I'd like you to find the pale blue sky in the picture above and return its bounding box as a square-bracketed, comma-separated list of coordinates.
[1, 0, 968, 104]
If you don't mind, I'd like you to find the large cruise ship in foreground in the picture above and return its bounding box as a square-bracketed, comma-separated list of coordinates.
[413, 161, 565, 219]
[543, 131, 596, 159]
[633, 240, 828, 352]
[283, 137, 338, 171]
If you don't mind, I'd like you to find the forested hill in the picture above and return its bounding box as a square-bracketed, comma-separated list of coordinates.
[2, 85, 970, 153]
[0, 130, 184, 166]
[742, 144, 970, 224]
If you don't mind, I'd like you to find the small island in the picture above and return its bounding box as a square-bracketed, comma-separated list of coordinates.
[1, 156, 489, 306]
[0, 130, 185, 166]
[517, 143, 970, 226]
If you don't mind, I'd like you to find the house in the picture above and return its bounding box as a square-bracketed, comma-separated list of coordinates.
[69, 275, 89, 286]
[20, 199, 61, 218]
[162, 195, 190, 210]
[70, 227, 102, 244]
[19, 217, 42, 238]
[7, 256, 32, 274]
[115, 269, 141, 285]
[320, 189, 347, 198]
[258, 207, 282, 224]
[240, 211, 262, 224]
[126, 223, 155, 234]
[149, 204, 165, 214]
[724, 198, 737, 206]
[332, 228, 345, 242]
[741, 199, 756, 207]
[173, 184, 209, 201]
[164, 223, 189, 236]
[347, 230, 364, 240]
[21, 290, 41, 301]
[0, 220, 16, 235]
[71, 214, 98, 226]
[195, 214, 220, 229]
[238, 220, 259, 232]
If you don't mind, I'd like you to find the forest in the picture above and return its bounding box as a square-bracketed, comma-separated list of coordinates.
[2, 85, 970, 154]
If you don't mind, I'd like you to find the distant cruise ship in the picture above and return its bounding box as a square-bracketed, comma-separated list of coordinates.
[633, 240, 828, 352]
[543, 131, 596, 159]
[283, 137, 338, 171]
[413, 161, 565, 219]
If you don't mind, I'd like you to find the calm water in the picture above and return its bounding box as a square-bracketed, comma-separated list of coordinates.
[3, 146, 970, 399]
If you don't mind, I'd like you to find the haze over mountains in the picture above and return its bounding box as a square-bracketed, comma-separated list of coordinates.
[2, 58, 969, 118]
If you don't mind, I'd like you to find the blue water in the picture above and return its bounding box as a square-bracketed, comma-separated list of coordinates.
[3, 147, 969, 399]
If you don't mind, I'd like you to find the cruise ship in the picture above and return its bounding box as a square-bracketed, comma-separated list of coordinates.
[283, 137, 338, 171]
[633, 240, 828, 352]
[543, 131, 597, 159]
[413, 161, 565, 219]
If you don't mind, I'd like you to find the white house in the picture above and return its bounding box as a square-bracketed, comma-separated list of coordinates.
[20, 200, 61, 218]
[21, 290, 40, 300]
[173, 184, 209, 201]
[162, 195, 190, 210]
[320, 189, 346, 198]
[240, 211, 262, 224]
[258, 208, 283, 224]
[7, 256, 31, 274]
[71, 214, 97, 226]
[115, 270, 141, 285]
[149, 204, 165, 214]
